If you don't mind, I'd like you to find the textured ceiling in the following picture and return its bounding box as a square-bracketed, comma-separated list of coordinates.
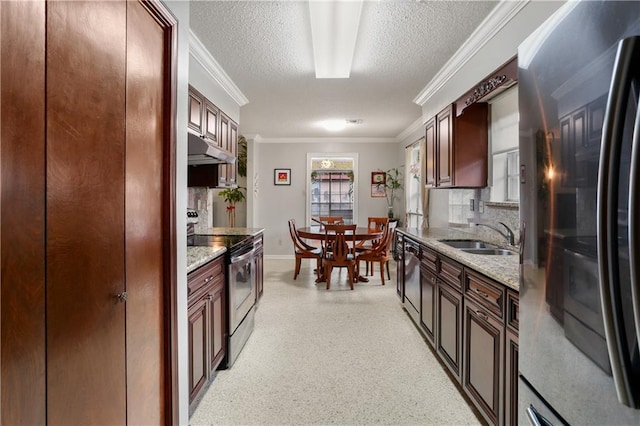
[190, 1, 499, 140]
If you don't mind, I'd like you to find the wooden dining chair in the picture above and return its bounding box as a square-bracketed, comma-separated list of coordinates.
[318, 216, 344, 225]
[323, 223, 357, 290]
[288, 219, 323, 280]
[355, 217, 389, 274]
[356, 221, 397, 285]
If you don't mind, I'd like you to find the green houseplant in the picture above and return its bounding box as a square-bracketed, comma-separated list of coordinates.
[219, 187, 246, 227]
[384, 168, 403, 218]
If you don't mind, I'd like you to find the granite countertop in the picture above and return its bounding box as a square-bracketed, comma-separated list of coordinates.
[398, 227, 520, 291]
[187, 246, 226, 273]
[195, 227, 264, 237]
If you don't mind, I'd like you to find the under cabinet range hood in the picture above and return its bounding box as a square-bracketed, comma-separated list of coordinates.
[187, 132, 236, 165]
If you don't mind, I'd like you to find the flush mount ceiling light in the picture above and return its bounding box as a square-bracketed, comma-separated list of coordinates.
[321, 119, 347, 131]
[308, 0, 363, 79]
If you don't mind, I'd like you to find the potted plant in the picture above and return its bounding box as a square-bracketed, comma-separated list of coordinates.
[384, 168, 403, 218]
[219, 187, 246, 227]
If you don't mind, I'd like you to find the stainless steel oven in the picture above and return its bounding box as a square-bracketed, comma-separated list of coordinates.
[403, 237, 420, 324]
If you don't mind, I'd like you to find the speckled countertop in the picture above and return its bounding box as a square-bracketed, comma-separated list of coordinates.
[186, 227, 265, 274]
[195, 227, 264, 237]
[398, 227, 520, 291]
[187, 246, 226, 273]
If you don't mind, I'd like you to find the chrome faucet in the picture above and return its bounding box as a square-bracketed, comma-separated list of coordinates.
[476, 222, 515, 246]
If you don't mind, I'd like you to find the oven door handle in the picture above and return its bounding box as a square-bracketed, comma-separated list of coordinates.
[231, 248, 258, 264]
[629, 79, 640, 367]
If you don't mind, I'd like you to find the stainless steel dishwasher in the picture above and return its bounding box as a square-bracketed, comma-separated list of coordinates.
[403, 237, 421, 324]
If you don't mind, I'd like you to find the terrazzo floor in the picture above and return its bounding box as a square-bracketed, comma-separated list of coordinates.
[190, 259, 482, 425]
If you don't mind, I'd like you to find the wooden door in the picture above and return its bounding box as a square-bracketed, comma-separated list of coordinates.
[0, 1, 47, 424]
[425, 117, 436, 187]
[125, 2, 168, 423]
[436, 104, 453, 187]
[189, 298, 209, 403]
[437, 282, 462, 382]
[2, 1, 176, 423]
[46, 3, 128, 424]
[209, 280, 226, 373]
[463, 298, 504, 426]
[420, 266, 437, 346]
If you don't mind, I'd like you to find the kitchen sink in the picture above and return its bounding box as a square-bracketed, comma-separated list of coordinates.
[460, 248, 516, 256]
[439, 239, 499, 249]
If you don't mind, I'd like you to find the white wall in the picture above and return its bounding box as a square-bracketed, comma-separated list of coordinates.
[163, 1, 189, 424]
[253, 141, 401, 257]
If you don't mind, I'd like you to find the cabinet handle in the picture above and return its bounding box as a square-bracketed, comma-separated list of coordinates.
[474, 287, 490, 298]
[475, 310, 489, 321]
[432, 277, 436, 284]
[204, 275, 214, 284]
[116, 292, 128, 303]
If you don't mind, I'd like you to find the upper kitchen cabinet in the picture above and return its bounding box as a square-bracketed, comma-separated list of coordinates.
[218, 112, 238, 187]
[425, 102, 489, 188]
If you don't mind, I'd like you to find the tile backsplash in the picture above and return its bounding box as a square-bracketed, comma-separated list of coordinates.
[448, 188, 520, 247]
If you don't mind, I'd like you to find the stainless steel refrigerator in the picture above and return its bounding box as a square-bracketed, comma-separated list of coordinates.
[519, 1, 640, 424]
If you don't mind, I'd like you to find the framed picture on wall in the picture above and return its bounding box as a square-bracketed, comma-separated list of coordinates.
[371, 171, 386, 185]
[274, 168, 291, 185]
[371, 184, 386, 198]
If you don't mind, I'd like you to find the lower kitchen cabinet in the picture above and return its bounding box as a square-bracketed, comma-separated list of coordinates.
[398, 232, 519, 426]
[437, 282, 463, 383]
[420, 265, 437, 346]
[187, 255, 226, 405]
[463, 297, 504, 426]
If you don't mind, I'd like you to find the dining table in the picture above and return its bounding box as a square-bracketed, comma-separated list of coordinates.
[296, 225, 384, 283]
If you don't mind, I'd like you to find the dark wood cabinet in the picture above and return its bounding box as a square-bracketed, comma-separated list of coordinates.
[425, 117, 437, 187]
[437, 105, 454, 187]
[1, 2, 176, 424]
[505, 290, 519, 426]
[218, 113, 238, 187]
[188, 89, 205, 135]
[187, 256, 226, 406]
[420, 264, 437, 346]
[425, 102, 488, 188]
[437, 281, 463, 382]
[463, 297, 505, 426]
[204, 100, 219, 142]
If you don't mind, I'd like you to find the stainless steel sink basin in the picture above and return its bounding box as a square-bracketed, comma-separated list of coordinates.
[439, 239, 498, 249]
[460, 248, 516, 256]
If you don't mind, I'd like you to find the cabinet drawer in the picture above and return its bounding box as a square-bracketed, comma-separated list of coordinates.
[421, 246, 438, 274]
[188, 256, 225, 299]
[507, 290, 519, 332]
[464, 269, 504, 320]
[439, 255, 463, 290]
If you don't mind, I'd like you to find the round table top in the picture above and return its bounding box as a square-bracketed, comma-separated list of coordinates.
[297, 226, 383, 241]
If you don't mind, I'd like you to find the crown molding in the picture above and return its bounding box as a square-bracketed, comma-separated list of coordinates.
[189, 30, 249, 107]
[254, 137, 397, 144]
[396, 117, 424, 143]
[413, 0, 529, 106]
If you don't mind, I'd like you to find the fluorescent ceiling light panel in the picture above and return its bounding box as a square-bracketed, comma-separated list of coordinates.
[321, 119, 347, 131]
[309, 0, 363, 78]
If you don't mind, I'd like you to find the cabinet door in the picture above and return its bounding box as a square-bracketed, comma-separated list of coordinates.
[425, 117, 437, 187]
[505, 328, 519, 426]
[188, 297, 208, 403]
[420, 266, 437, 346]
[204, 100, 219, 142]
[436, 104, 453, 187]
[227, 119, 238, 185]
[218, 113, 230, 186]
[436, 282, 462, 382]
[208, 281, 226, 373]
[188, 87, 204, 135]
[463, 298, 504, 426]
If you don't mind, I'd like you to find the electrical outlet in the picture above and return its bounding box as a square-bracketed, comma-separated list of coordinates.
[479, 200, 485, 213]
[469, 199, 475, 212]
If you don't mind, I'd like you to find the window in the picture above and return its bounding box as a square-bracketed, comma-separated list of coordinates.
[506, 150, 520, 201]
[306, 154, 358, 225]
[405, 140, 423, 228]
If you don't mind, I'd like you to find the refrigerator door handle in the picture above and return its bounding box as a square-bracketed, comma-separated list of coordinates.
[597, 35, 640, 408]
[525, 405, 554, 426]
[629, 99, 640, 359]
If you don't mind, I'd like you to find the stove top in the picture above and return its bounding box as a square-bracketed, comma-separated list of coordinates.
[188, 234, 253, 253]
